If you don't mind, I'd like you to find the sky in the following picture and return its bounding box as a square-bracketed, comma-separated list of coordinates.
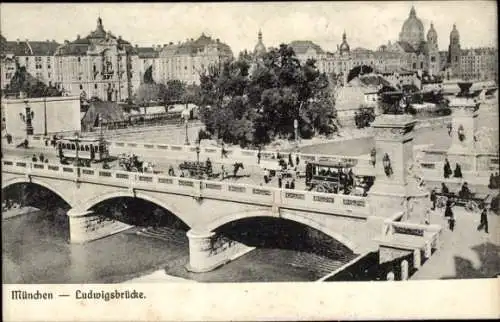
[1, 1, 497, 54]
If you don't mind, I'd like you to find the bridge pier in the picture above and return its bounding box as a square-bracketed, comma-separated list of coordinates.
[185, 229, 255, 273]
[66, 209, 132, 244]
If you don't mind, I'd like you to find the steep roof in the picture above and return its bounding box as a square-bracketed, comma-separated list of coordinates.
[159, 33, 233, 57]
[55, 18, 135, 56]
[136, 47, 159, 59]
[289, 40, 324, 55]
[81, 101, 126, 128]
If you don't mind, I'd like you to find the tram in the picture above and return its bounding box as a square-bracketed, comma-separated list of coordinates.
[305, 160, 374, 195]
[56, 137, 109, 163]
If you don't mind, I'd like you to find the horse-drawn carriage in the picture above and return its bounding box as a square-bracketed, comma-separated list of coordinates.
[179, 161, 213, 178]
[435, 191, 491, 212]
[305, 160, 374, 194]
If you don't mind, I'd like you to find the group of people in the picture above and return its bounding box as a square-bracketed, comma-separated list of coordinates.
[31, 153, 49, 164]
[429, 182, 489, 233]
[443, 158, 462, 179]
[488, 172, 500, 189]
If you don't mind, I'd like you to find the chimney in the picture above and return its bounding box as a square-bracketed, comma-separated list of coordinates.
[191, 38, 194, 42]
[216, 38, 220, 43]
[77, 34, 80, 39]
[163, 44, 167, 47]
[118, 35, 122, 40]
[170, 42, 173, 45]
[16, 38, 20, 44]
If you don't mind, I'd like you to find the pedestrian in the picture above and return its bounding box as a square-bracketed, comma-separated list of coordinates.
[45, 139, 49, 146]
[444, 198, 455, 218]
[39, 153, 45, 163]
[285, 181, 290, 189]
[32, 154, 38, 162]
[453, 163, 462, 178]
[44, 159, 48, 163]
[488, 173, 495, 189]
[447, 123, 452, 136]
[441, 182, 449, 194]
[443, 158, 452, 179]
[257, 150, 261, 165]
[477, 204, 489, 233]
[449, 211, 455, 231]
[263, 168, 269, 184]
[295, 155, 300, 167]
[221, 165, 226, 180]
[430, 189, 437, 210]
[288, 153, 294, 168]
[290, 179, 295, 190]
[277, 171, 283, 188]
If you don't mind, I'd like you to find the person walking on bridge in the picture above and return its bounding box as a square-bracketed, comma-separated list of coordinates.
[477, 204, 489, 234]
[257, 148, 261, 165]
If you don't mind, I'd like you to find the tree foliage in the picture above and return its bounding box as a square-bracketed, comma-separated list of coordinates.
[4, 64, 62, 98]
[163, 79, 186, 103]
[197, 44, 336, 147]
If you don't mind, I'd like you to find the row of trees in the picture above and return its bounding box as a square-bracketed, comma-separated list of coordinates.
[196, 44, 336, 148]
[133, 66, 199, 106]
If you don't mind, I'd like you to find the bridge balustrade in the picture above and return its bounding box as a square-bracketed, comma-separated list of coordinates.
[107, 140, 373, 170]
[2, 158, 371, 217]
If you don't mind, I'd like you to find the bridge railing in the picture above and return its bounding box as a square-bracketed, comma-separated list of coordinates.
[107, 140, 374, 169]
[2, 158, 371, 217]
[382, 220, 442, 250]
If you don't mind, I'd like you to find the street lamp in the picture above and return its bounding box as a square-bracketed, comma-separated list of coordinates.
[183, 106, 190, 145]
[195, 140, 201, 177]
[294, 118, 299, 148]
[73, 132, 80, 170]
[19, 100, 34, 136]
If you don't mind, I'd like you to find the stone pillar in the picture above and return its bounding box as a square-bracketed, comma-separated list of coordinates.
[186, 229, 255, 273]
[67, 209, 132, 244]
[413, 249, 421, 269]
[401, 259, 409, 281]
[447, 96, 479, 172]
[368, 114, 429, 222]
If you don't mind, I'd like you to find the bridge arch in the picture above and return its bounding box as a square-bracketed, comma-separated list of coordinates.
[205, 210, 359, 252]
[76, 190, 192, 228]
[2, 176, 74, 208]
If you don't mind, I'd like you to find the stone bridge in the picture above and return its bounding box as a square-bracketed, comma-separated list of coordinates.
[3, 114, 445, 276]
[2, 158, 387, 272]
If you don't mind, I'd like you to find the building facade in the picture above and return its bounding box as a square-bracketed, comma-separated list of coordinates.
[53, 18, 141, 102]
[0, 34, 60, 91]
[156, 34, 233, 85]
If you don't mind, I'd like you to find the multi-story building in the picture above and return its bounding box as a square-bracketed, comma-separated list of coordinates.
[460, 47, 498, 81]
[53, 17, 140, 102]
[0, 34, 60, 90]
[156, 33, 233, 85]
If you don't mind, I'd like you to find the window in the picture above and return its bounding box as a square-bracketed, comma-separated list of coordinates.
[48, 72, 51, 78]
[420, 62, 423, 69]
[80, 84, 83, 90]
[78, 57, 81, 63]
[431, 56, 436, 62]
[94, 84, 98, 89]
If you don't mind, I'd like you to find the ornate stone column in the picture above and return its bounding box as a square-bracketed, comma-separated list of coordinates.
[447, 83, 481, 172]
[368, 114, 429, 222]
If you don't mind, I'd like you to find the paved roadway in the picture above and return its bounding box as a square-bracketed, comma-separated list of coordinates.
[2, 144, 311, 191]
[411, 206, 499, 280]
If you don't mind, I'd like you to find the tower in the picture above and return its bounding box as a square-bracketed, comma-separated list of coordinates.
[399, 6, 425, 50]
[253, 29, 266, 58]
[448, 24, 461, 78]
[339, 30, 350, 56]
[426, 22, 440, 76]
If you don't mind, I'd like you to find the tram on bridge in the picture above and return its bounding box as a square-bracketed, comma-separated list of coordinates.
[57, 137, 109, 163]
[305, 160, 374, 195]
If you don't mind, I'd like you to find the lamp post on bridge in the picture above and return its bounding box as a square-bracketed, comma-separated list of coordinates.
[183, 105, 190, 145]
[19, 97, 34, 136]
[72, 131, 81, 177]
[196, 140, 201, 178]
[294, 118, 299, 149]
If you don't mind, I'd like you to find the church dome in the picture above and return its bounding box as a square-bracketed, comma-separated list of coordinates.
[253, 30, 266, 56]
[339, 31, 350, 55]
[427, 22, 437, 43]
[399, 6, 425, 49]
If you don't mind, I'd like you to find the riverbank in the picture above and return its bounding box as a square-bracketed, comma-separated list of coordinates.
[2, 206, 44, 220]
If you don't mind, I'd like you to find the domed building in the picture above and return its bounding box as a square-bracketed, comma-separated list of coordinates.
[338, 31, 350, 56]
[399, 6, 425, 50]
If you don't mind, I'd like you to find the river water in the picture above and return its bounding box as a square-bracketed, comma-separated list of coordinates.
[2, 205, 354, 284]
